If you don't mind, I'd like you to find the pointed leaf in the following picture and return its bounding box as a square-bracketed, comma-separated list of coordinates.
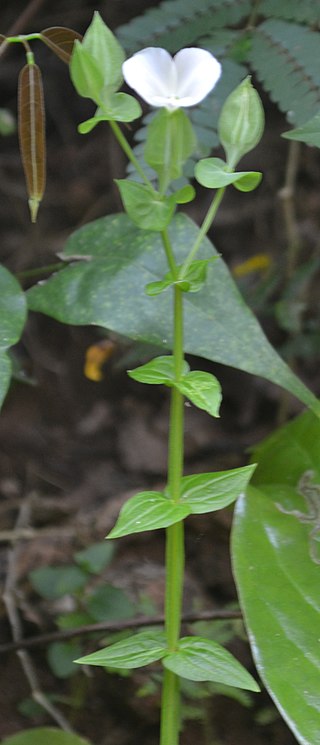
[107, 491, 190, 539]
[41, 27, 82, 64]
[75, 630, 167, 668]
[128, 355, 189, 385]
[27, 212, 320, 413]
[1, 729, 92, 745]
[18, 63, 46, 222]
[282, 113, 320, 148]
[163, 636, 260, 691]
[116, 180, 176, 231]
[177, 371, 222, 417]
[0, 265, 27, 409]
[81, 11, 125, 93]
[70, 42, 104, 102]
[179, 464, 256, 514]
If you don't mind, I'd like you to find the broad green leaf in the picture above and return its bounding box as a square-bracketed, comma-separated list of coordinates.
[29, 565, 88, 599]
[81, 11, 125, 93]
[86, 584, 135, 621]
[75, 630, 167, 668]
[232, 484, 320, 744]
[1, 729, 92, 745]
[176, 371, 222, 417]
[78, 94, 141, 131]
[27, 212, 320, 414]
[116, 180, 176, 231]
[70, 42, 104, 102]
[128, 355, 189, 385]
[173, 184, 196, 204]
[163, 636, 260, 691]
[195, 157, 262, 191]
[282, 113, 320, 147]
[0, 265, 27, 409]
[74, 540, 115, 574]
[145, 108, 196, 188]
[178, 464, 256, 514]
[47, 641, 83, 678]
[107, 491, 190, 539]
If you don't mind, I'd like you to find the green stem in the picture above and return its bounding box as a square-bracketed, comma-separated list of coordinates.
[179, 187, 225, 280]
[109, 120, 154, 190]
[160, 283, 185, 745]
[161, 228, 178, 279]
[5, 33, 42, 43]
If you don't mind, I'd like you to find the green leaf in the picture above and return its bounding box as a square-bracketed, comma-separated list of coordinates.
[78, 94, 142, 132]
[107, 491, 190, 539]
[116, 180, 176, 231]
[282, 113, 320, 147]
[27, 212, 320, 414]
[173, 184, 196, 204]
[1, 729, 92, 745]
[47, 641, 83, 678]
[146, 258, 217, 296]
[163, 636, 260, 691]
[74, 541, 115, 574]
[29, 565, 88, 599]
[75, 630, 167, 668]
[232, 408, 320, 744]
[86, 585, 135, 621]
[176, 371, 222, 417]
[128, 355, 189, 385]
[145, 108, 196, 188]
[0, 265, 27, 409]
[81, 11, 125, 93]
[195, 157, 262, 191]
[70, 42, 104, 102]
[178, 464, 256, 514]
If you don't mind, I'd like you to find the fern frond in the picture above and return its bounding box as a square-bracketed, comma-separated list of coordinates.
[249, 20, 320, 125]
[117, 0, 251, 54]
[259, 0, 320, 26]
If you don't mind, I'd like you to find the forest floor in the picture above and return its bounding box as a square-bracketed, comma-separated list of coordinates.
[1, 2, 320, 744]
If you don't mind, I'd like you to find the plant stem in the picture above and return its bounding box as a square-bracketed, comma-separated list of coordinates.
[109, 120, 154, 190]
[179, 187, 225, 279]
[160, 283, 185, 745]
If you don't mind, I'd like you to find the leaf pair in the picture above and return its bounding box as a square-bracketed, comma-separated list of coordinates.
[76, 629, 259, 692]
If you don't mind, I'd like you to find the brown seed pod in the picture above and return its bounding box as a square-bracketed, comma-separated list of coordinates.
[18, 62, 46, 223]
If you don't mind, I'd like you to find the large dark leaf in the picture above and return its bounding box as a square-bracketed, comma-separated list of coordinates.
[232, 409, 320, 744]
[27, 212, 319, 412]
[0, 266, 27, 408]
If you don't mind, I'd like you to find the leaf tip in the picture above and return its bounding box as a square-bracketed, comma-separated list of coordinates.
[28, 196, 41, 223]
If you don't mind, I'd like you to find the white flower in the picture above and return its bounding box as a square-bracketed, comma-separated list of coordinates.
[122, 47, 221, 110]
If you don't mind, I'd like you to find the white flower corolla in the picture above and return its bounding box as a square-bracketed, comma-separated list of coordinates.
[122, 47, 221, 110]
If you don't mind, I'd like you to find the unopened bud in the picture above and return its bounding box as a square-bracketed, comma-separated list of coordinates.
[218, 77, 264, 169]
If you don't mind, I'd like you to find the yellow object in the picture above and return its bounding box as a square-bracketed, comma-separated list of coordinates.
[84, 340, 115, 381]
[233, 253, 271, 278]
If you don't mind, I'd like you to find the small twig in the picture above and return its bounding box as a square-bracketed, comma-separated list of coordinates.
[3, 497, 74, 732]
[278, 139, 301, 280]
[0, 609, 242, 655]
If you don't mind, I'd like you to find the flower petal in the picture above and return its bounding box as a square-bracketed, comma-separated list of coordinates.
[174, 48, 221, 106]
[122, 47, 177, 106]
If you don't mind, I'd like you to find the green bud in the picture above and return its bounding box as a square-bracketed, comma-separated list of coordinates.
[218, 77, 264, 169]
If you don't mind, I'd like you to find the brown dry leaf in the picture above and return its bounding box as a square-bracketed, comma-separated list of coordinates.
[41, 26, 82, 64]
[18, 62, 46, 223]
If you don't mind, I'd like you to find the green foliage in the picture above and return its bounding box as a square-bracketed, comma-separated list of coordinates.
[195, 157, 262, 191]
[1, 730, 92, 745]
[144, 109, 196, 189]
[76, 630, 168, 668]
[0, 265, 27, 408]
[107, 490, 190, 539]
[116, 181, 176, 230]
[29, 565, 88, 600]
[282, 112, 320, 147]
[218, 77, 265, 168]
[232, 409, 320, 745]
[26, 213, 319, 413]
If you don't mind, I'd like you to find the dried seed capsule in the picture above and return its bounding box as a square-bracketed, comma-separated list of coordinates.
[18, 62, 46, 222]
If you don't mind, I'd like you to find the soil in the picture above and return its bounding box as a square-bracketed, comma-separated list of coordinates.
[1, 2, 320, 745]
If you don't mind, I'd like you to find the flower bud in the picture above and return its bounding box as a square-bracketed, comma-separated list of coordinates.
[218, 77, 264, 169]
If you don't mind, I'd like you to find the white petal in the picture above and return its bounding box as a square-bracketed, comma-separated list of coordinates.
[174, 48, 221, 106]
[122, 47, 177, 106]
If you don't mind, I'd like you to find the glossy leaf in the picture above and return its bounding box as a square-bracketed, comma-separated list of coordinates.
[195, 157, 262, 191]
[176, 371, 222, 417]
[41, 27, 82, 64]
[1, 729, 92, 745]
[282, 113, 320, 147]
[116, 180, 176, 231]
[178, 464, 256, 513]
[232, 409, 320, 743]
[163, 636, 260, 690]
[75, 630, 167, 668]
[27, 212, 320, 414]
[18, 63, 46, 222]
[0, 265, 27, 409]
[107, 491, 190, 539]
[128, 355, 189, 385]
